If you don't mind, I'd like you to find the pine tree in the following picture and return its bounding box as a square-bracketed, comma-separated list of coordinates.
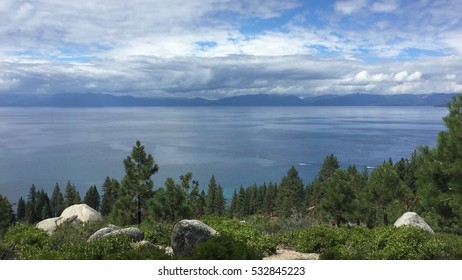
[36, 189, 51, 220]
[366, 162, 411, 227]
[228, 190, 238, 217]
[101, 177, 120, 216]
[307, 154, 340, 209]
[16, 196, 26, 221]
[206, 176, 217, 215]
[277, 166, 305, 217]
[64, 180, 81, 207]
[179, 172, 202, 216]
[262, 182, 278, 216]
[26, 184, 38, 223]
[316, 154, 340, 182]
[115, 140, 159, 225]
[213, 185, 225, 215]
[84, 185, 101, 211]
[416, 94, 462, 233]
[50, 183, 65, 217]
[0, 194, 14, 238]
[148, 177, 191, 222]
[318, 169, 356, 226]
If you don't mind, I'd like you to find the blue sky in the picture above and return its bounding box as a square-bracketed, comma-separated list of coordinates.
[0, 0, 461, 98]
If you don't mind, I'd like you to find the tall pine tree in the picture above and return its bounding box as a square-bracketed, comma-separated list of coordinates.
[16, 196, 26, 221]
[64, 180, 81, 207]
[101, 177, 119, 216]
[84, 185, 101, 211]
[112, 140, 158, 225]
[26, 184, 38, 224]
[50, 183, 65, 217]
[0, 194, 14, 238]
[277, 166, 305, 217]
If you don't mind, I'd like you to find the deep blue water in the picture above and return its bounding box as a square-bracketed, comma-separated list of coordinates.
[0, 106, 447, 201]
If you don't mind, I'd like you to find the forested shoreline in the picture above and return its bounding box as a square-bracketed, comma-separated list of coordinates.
[1, 94, 462, 259]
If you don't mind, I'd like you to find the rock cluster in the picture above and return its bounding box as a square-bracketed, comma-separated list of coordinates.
[37, 207, 218, 258]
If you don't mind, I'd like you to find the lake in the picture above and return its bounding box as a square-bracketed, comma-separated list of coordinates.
[0, 106, 447, 202]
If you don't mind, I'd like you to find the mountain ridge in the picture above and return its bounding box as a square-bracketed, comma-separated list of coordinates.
[0, 92, 456, 107]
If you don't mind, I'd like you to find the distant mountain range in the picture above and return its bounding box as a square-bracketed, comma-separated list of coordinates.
[0, 92, 456, 107]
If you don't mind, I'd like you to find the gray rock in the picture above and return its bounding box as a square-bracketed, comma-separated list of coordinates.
[87, 225, 121, 242]
[394, 212, 435, 233]
[132, 240, 157, 250]
[36, 204, 102, 235]
[87, 226, 144, 242]
[60, 204, 102, 223]
[36, 217, 63, 235]
[171, 219, 218, 257]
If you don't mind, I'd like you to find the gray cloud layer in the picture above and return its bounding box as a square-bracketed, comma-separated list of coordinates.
[1, 0, 461, 98]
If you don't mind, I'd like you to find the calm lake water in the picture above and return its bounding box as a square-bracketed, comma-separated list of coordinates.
[0, 106, 447, 201]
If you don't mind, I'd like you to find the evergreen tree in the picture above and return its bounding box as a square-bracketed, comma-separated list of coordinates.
[100, 177, 120, 216]
[416, 94, 462, 233]
[366, 162, 411, 227]
[205, 175, 225, 215]
[16, 196, 26, 221]
[262, 182, 278, 216]
[316, 154, 340, 182]
[84, 185, 101, 211]
[36, 189, 51, 220]
[64, 180, 81, 207]
[277, 166, 305, 217]
[26, 184, 38, 224]
[115, 140, 159, 225]
[318, 168, 357, 226]
[50, 183, 65, 217]
[306, 154, 340, 209]
[206, 176, 217, 215]
[213, 185, 225, 216]
[0, 194, 14, 238]
[179, 172, 203, 216]
[228, 190, 238, 217]
[235, 186, 249, 218]
[148, 177, 191, 222]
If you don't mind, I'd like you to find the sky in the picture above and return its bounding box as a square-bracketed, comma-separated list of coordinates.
[1, 0, 461, 99]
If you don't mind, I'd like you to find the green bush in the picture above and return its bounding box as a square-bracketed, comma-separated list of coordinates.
[293, 224, 343, 254]
[49, 219, 107, 249]
[202, 217, 277, 257]
[57, 234, 132, 260]
[139, 222, 173, 246]
[0, 242, 16, 260]
[288, 225, 461, 260]
[3, 223, 55, 259]
[191, 232, 261, 260]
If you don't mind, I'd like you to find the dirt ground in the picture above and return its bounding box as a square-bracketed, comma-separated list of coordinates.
[263, 249, 320, 260]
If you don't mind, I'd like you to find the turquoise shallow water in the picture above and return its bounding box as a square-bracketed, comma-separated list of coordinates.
[0, 106, 447, 201]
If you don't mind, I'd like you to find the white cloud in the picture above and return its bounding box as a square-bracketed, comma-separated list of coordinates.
[394, 71, 422, 82]
[334, 0, 368, 15]
[371, 0, 398, 13]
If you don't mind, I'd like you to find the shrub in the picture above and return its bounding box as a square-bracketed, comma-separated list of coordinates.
[49, 219, 107, 249]
[139, 221, 173, 246]
[293, 225, 343, 254]
[0, 242, 16, 260]
[191, 232, 261, 260]
[3, 223, 54, 259]
[202, 217, 277, 257]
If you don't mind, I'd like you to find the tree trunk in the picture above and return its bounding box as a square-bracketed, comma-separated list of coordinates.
[137, 194, 141, 224]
